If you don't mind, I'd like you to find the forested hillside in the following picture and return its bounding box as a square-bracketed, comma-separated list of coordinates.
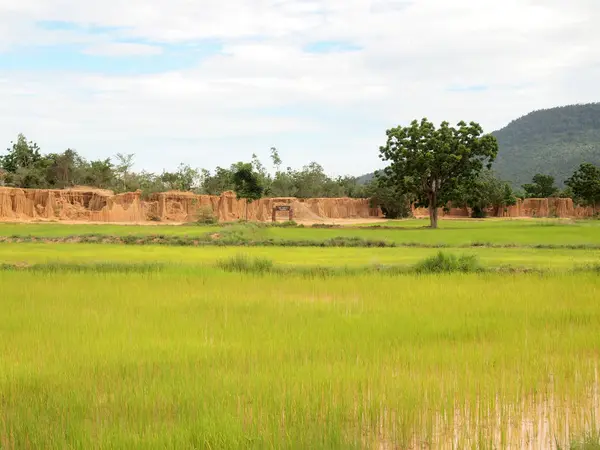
[358, 103, 600, 188]
[492, 103, 600, 187]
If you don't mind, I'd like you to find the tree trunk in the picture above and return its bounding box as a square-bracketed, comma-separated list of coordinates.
[428, 192, 438, 229]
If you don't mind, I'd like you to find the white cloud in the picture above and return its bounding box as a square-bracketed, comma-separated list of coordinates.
[0, 0, 599, 175]
[82, 42, 163, 56]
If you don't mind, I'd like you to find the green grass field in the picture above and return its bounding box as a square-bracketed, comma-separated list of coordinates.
[2, 218, 600, 246]
[2, 242, 600, 270]
[1, 218, 599, 448]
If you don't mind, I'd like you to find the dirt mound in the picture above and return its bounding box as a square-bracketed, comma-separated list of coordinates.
[290, 201, 327, 222]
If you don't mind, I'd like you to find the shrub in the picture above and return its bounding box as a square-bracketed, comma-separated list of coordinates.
[470, 206, 488, 218]
[311, 223, 340, 229]
[322, 237, 392, 247]
[196, 205, 218, 225]
[215, 222, 263, 244]
[216, 254, 274, 274]
[413, 251, 482, 273]
[271, 220, 298, 228]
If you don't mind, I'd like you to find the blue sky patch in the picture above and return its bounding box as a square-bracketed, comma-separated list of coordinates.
[0, 41, 223, 74]
[37, 20, 123, 35]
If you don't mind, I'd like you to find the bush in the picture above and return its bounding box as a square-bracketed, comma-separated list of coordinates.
[470, 206, 487, 218]
[215, 222, 263, 244]
[216, 254, 274, 274]
[311, 224, 340, 229]
[196, 205, 218, 225]
[271, 220, 298, 228]
[413, 251, 482, 273]
[322, 237, 392, 247]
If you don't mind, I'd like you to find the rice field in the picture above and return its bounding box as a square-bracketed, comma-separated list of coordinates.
[1, 219, 600, 449]
[1, 242, 600, 270]
[2, 218, 600, 246]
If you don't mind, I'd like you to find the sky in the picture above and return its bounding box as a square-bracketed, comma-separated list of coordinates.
[0, 0, 599, 176]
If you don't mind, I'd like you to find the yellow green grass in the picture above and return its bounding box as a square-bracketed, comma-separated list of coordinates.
[266, 219, 600, 246]
[2, 219, 600, 246]
[1, 271, 599, 448]
[2, 242, 600, 270]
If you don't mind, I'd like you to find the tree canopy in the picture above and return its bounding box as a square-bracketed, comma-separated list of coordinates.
[521, 174, 558, 198]
[452, 170, 516, 218]
[565, 163, 600, 211]
[0, 134, 368, 200]
[378, 118, 498, 228]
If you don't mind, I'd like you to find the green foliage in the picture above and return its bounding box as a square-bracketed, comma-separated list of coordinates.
[216, 254, 274, 273]
[160, 163, 201, 192]
[232, 162, 264, 208]
[0, 135, 372, 201]
[566, 163, 600, 209]
[378, 118, 498, 228]
[364, 175, 412, 218]
[502, 183, 518, 207]
[0, 134, 48, 188]
[522, 173, 559, 198]
[196, 205, 218, 225]
[271, 220, 298, 228]
[0, 133, 43, 174]
[493, 103, 600, 187]
[452, 170, 516, 218]
[413, 251, 483, 273]
[82, 158, 115, 189]
[559, 186, 574, 198]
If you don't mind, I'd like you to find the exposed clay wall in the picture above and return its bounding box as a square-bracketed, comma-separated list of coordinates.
[1, 186, 595, 223]
[148, 191, 381, 222]
[0, 187, 382, 222]
[413, 198, 596, 219]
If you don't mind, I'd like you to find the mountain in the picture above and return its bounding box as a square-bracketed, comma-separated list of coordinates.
[355, 172, 375, 184]
[357, 103, 600, 187]
[492, 103, 600, 187]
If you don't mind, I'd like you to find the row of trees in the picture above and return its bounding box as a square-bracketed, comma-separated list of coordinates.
[376, 118, 600, 227]
[0, 135, 367, 199]
[3, 125, 599, 229]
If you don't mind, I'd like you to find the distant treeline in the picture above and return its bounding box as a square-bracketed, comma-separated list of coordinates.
[2, 133, 599, 219]
[0, 135, 367, 199]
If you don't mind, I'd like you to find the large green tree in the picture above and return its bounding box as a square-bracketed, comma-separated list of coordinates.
[378, 119, 498, 228]
[565, 163, 600, 212]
